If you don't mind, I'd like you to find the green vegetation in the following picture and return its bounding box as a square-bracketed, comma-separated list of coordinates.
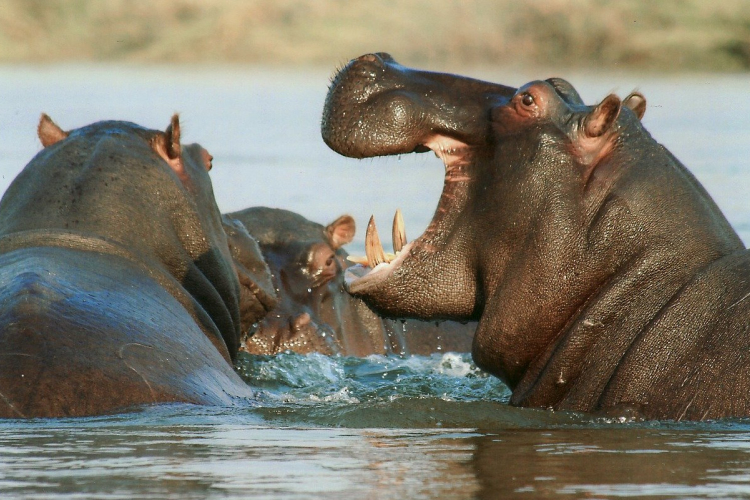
[1, 0, 749, 71]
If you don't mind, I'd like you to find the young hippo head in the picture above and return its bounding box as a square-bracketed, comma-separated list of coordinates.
[322, 56, 744, 414]
[227, 207, 392, 356]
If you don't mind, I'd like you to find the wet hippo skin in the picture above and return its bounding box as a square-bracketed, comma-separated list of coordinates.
[227, 207, 475, 356]
[0, 115, 276, 418]
[321, 53, 750, 421]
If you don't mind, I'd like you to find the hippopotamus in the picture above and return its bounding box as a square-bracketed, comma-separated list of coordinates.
[321, 53, 750, 421]
[0, 114, 277, 418]
[226, 207, 475, 356]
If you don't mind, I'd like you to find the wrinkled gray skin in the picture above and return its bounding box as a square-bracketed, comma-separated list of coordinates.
[227, 207, 475, 356]
[322, 53, 750, 421]
[0, 115, 277, 418]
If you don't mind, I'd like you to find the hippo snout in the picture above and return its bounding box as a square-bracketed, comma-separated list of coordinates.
[322, 52, 516, 160]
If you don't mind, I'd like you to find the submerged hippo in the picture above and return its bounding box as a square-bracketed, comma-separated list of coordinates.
[0, 115, 276, 418]
[322, 53, 750, 421]
[226, 207, 475, 356]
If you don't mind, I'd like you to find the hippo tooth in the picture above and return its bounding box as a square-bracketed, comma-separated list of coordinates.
[365, 215, 387, 268]
[392, 208, 407, 253]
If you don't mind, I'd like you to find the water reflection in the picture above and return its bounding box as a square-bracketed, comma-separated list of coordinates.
[470, 429, 750, 499]
[0, 419, 478, 499]
[6, 418, 750, 499]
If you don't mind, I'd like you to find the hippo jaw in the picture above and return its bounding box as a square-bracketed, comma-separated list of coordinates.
[323, 54, 518, 320]
[341, 134, 481, 318]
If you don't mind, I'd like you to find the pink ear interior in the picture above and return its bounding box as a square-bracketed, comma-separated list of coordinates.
[584, 95, 621, 138]
[623, 92, 647, 120]
[38, 113, 69, 147]
[326, 215, 356, 249]
[152, 114, 185, 178]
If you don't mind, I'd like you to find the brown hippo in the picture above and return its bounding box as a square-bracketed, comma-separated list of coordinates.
[0, 114, 277, 418]
[226, 207, 475, 356]
[321, 53, 750, 421]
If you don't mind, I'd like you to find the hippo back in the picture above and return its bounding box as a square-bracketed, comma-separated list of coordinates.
[0, 116, 260, 417]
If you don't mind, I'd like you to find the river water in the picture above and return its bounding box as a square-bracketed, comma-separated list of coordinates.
[0, 65, 749, 499]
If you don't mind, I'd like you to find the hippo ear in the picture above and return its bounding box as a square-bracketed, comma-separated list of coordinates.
[152, 114, 185, 176]
[325, 215, 356, 249]
[623, 91, 646, 120]
[583, 94, 621, 138]
[165, 114, 182, 159]
[38, 114, 69, 147]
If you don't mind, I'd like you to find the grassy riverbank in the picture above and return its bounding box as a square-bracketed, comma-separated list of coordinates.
[1, 0, 749, 71]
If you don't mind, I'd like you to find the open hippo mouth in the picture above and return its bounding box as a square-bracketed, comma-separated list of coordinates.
[321, 53, 516, 320]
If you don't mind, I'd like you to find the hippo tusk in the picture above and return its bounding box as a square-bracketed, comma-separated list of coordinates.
[392, 209, 407, 253]
[365, 215, 387, 268]
[347, 214, 400, 267]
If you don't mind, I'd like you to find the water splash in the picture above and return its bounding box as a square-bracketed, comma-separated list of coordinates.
[235, 352, 515, 427]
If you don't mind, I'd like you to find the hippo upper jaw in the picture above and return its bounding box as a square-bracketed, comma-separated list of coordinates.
[322, 53, 514, 159]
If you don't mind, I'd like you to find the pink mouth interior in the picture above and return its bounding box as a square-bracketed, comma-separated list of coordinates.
[344, 134, 472, 294]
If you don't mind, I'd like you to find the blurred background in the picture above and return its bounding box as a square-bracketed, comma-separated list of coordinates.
[2, 0, 750, 71]
[0, 1, 749, 253]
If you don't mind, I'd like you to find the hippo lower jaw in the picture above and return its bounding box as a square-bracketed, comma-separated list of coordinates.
[345, 241, 415, 293]
[343, 138, 479, 319]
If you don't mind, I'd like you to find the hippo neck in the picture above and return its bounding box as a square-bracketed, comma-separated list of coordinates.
[508, 134, 746, 412]
[509, 246, 701, 410]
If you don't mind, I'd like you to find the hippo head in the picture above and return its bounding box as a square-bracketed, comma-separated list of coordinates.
[9, 114, 279, 362]
[323, 53, 522, 321]
[221, 215, 279, 338]
[228, 207, 392, 356]
[322, 54, 742, 391]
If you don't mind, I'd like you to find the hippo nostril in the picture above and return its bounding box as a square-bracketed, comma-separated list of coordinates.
[357, 53, 391, 68]
[374, 52, 395, 63]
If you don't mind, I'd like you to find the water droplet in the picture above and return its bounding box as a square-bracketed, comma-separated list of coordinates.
[307, 288, 312, 293]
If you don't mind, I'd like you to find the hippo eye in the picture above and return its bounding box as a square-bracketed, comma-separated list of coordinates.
[521, 93, 535, 107]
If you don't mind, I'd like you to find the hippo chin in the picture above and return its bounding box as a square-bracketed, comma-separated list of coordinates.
[0, 115, 276, 418]
[322, 53, 750, 421]
[227, 207, 475, 357]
